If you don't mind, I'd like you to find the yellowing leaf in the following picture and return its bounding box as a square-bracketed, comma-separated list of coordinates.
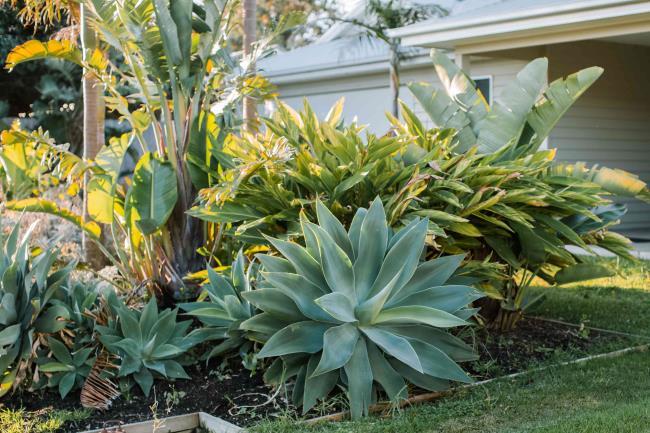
[5, 198, 101, 239]
[5, 40, 82, 71]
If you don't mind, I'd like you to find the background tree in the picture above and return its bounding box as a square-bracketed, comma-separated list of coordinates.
[0, 0, 105, 266]
[344, 0, 446, 117]
[242, 0, 257, 131]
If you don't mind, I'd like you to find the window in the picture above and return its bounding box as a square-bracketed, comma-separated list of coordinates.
[473, 76, 492, 105]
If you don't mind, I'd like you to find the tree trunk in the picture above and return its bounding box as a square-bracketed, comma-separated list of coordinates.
[80, 4, 105, 269]
[389, 43, 400, 118]
[242, 0, 257, 131]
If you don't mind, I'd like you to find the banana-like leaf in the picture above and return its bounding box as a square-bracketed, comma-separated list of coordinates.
[130, 152, 178, 235]
[525, 66, 603, 150]
[5, 198, 101, 239]
[4, 40, 82, 70]
[554, 263, 615, 285]
[408, 82, 477, 153]
[476, 58, 548, 153]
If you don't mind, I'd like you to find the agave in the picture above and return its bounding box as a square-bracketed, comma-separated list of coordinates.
[96, 294, 206, 396]
[241, 198, 482, 419]
[36, 336, 94, 398]
[0, 222, 72, 397]
[179, 250, 256, 362]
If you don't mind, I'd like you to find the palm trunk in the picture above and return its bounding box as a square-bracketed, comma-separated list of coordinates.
[80, 4, 105, 269]
[389, 42, 400, 118]
[242, 0, 257, 131]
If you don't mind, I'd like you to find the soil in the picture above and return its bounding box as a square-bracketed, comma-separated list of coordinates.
[2, 318, 628, 432]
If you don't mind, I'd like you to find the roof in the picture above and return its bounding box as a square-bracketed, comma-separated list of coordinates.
[388, 0, 650, 51]
[261, 0, 498, 80]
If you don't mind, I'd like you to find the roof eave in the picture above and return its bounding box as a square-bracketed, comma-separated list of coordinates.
[388, 0, 650, 52]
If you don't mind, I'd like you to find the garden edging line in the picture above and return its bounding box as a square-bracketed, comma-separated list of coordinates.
[303, 343, 650, 424]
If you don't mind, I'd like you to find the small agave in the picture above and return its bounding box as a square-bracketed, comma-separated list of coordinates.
[242, 198, 483, 419]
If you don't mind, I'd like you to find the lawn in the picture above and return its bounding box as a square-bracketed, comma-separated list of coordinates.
[251, 259, 650, 433]
[3, 259, 648, 433]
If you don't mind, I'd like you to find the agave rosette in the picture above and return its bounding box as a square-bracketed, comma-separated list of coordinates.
[241, 198, 482, 419]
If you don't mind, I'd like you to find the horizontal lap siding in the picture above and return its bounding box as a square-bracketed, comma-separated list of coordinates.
[548, 41, 650, 233]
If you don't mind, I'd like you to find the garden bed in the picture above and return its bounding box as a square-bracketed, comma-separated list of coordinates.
[2, 317, 630, 432]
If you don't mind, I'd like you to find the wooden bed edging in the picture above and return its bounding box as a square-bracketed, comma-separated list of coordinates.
[79, 411, 242, 433]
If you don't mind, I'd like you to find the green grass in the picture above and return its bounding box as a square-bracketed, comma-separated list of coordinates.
[0, 408, 90, 433]
[528, 259, 650, 336]
[252, 351, 650, 433]
[253, 258, 650, 433]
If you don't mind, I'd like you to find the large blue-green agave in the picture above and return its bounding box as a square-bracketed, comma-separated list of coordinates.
[242, 198, 483, 419]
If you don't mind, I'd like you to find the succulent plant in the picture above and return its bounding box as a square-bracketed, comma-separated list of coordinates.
[242, 198, 483, 419]
[96, 293, 206, 396]
[180, 250, 256, 361]
[0, 222, 72, 397]
[36, 336, 94, 398]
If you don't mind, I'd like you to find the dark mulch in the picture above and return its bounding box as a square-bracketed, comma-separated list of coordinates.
[467, 318, 628, 379]
[1, 318, 628, 432]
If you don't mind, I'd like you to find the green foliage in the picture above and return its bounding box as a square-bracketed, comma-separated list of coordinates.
[242, 198, 481, 419]
[192, 99, 454, 242]
[410, 49, 603, 157]
[96, 294, 206, 396]
[0, 0, 281, 304]
[400, 50, 649, 327]
[0, 221, 72, 396]
[179, 250, 256, 362]
[36, 336, 94, 398]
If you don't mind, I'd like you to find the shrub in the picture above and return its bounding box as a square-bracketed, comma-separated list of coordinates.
[0, 221, 72, 396]
[191, 99, 452, 242]
[396, 50, 650, 329]
[242, 198, 482, 419]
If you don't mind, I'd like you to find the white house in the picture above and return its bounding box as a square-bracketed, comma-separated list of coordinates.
[260, 0, 650, 237]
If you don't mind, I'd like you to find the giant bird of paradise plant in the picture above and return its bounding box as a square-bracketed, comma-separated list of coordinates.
[0, 0, 285, 304]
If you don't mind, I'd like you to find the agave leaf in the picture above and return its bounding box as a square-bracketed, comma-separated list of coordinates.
[344, 337, 373, 420]
[312, 323, 359, 377]
[360, 326, 422, 373]
[302, 354, 339, 413]
[375, 306, 468, 328]
[353, 198, 388, 299]
[257, 322, 331, 358]
[366, 341, 408, 402]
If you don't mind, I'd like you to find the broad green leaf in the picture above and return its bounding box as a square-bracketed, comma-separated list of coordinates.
[131, 152, 178, 235]
[302, 354, 339, 413]
[366, 341, 408, 401]
[526, 66, 603, 150]
[554, 263, 615, 285]
[476, 58, 547, 153]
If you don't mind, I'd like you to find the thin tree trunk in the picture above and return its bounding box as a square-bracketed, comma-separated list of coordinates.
[389, 43, 400, 118]
[242, 0, 257, 131]
[80, 4, 105, 269]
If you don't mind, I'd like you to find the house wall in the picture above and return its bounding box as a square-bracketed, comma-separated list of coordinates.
[547, 40, 650, 234]
[274, 56, 529, 133]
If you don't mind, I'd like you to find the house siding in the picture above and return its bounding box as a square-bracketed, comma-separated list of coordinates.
[548, 41, 650, 234]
